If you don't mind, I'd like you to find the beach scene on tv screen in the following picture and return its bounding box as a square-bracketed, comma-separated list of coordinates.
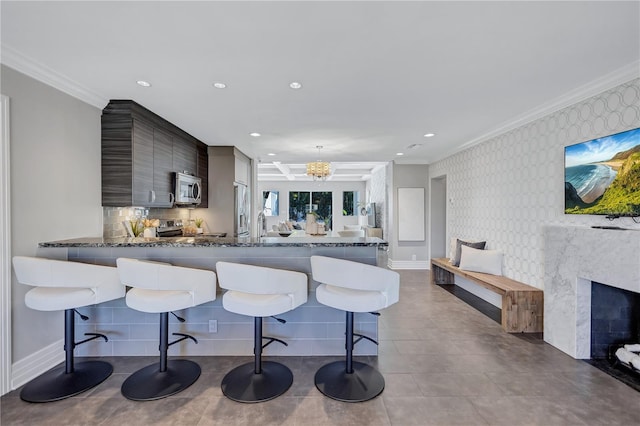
[565, 127, 640, 215]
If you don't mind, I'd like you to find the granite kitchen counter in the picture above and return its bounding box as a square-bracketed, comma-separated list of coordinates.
[39, 235, 387, 248]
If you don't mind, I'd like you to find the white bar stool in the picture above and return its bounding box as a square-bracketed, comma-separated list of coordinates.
[116, 258, 216, 401]
[215, 261, 307, 403]
[12, 256, 126, 402]
[310, 255, 399, 402]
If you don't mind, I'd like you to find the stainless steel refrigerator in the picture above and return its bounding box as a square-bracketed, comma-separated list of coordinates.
[234, 183, 250, 237]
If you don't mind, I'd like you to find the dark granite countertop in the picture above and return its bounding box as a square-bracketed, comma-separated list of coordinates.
[39, 235, 388, 248]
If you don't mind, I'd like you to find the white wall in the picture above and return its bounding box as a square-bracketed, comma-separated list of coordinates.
[1, 65, 103, 362]
[429, 78, 640, 288]
[390, 164, 429, 266]
[257, 180, 366, 232]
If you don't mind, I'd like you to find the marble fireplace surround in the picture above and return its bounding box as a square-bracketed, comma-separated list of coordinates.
[543, 225, 640, 359]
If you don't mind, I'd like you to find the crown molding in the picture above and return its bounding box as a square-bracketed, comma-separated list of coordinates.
[1, 45, 108, 109]
[432, 60, 640, 164]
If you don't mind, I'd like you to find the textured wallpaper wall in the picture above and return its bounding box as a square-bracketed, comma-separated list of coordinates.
[429, 78, 640, 288]
[368, 164, 388, 236]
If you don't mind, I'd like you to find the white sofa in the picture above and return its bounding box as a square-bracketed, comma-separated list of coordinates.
[338, 229, 365, 237]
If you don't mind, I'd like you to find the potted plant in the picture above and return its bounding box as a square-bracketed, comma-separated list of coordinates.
[194, 217, 204, 234]
[129, 219, 144, 237]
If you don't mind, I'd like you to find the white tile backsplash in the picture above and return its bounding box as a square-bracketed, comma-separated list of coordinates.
[102, 207, 194, 238]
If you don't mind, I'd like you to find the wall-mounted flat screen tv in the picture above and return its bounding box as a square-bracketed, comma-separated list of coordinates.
[564, 127, 640, 215]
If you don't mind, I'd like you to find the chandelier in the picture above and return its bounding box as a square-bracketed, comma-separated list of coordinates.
[306, 146, 331, 180]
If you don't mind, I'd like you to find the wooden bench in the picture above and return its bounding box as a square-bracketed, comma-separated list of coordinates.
[430, 258, 543, 333]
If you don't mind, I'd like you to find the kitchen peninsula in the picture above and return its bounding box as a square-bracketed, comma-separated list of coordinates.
[38, 235, 387, 358]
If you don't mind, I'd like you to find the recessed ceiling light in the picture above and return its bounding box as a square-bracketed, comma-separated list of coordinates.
[213, 82, 227, 89]
[289, 81, 302, 90]
[136, 80, 151, 87]
[250, 132, 261, 137]
[423, 133, 435, 138]
[267, 153, 276, 156]
[396, 152, 404, 156]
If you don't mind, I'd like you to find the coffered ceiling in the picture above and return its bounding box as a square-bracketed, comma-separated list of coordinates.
[258, 161, 387, 182]
[2, 1, 639, 181]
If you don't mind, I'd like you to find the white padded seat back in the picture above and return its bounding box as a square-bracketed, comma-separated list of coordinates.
[216, 262, 307, 299]
[311, 256, 399, 294]
[116, 258, 216, 309]
[13, 256, 125, 310]
[310, 256, 399, 311]
[216, 262, 308, 316]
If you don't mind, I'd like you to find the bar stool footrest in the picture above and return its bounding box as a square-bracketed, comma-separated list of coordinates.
[314, 360, 385, 402]
[121, 359, 201, 401]
[20, 360, 112, 403]
[221, 361, 293, 403]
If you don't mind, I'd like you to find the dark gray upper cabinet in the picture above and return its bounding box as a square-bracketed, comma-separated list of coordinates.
[131, 120, 154, 206]
[102, 100, 208, 208]
[172, 135, 197, 176]
[152, 127, 174, 208]
[197, 143, 208, 207]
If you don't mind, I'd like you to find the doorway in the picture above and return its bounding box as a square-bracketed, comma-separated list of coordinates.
[430, 175, 447, 259]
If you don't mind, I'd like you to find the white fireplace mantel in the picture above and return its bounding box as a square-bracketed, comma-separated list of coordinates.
[543, 225, 640, 359]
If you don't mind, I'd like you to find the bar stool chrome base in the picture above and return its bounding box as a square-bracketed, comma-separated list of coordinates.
[314, 360, 385, 403]
[20, 360, 112, 403]
[221, 361, 293, 403]
[121, 360, 201, 401]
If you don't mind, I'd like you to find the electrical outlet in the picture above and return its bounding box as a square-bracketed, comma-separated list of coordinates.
[412, 254, 417, 261]
[208, 320, 218, 333]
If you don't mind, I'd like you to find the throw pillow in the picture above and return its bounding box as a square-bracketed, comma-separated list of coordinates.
[458, 245, 503, 276]
[449, 237, 457, 261]
[453, 239, 486, 266]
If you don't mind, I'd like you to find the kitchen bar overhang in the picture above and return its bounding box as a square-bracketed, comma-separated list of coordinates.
[36, 236, 387, 357]
[39, 235, 387, 248]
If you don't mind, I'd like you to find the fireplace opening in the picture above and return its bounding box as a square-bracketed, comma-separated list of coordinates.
[586, 281, 640, 392]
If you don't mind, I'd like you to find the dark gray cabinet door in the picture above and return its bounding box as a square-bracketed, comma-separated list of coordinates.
[153, 127, 174, 207]
[102, 115, 133, 206]
[197, 143, 208, 208]
[173, 136, 197, 176]
[132, 120, 154, 206]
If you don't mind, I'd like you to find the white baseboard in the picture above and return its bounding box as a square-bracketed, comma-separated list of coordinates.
[11, 339, 64, 391]
[387, 259, 429, 270]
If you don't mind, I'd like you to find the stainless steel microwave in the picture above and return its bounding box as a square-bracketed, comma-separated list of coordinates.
[174, 172, 202, 206]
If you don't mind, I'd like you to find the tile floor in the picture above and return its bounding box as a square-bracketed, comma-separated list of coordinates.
[2, 269, 640, 425]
